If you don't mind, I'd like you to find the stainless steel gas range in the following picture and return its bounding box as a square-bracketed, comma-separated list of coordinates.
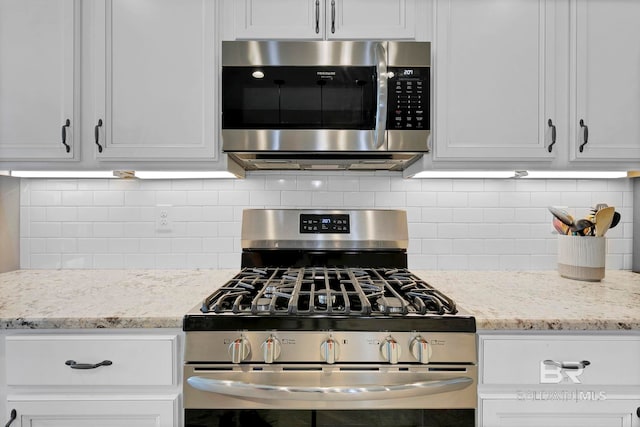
[183, 209, 477, 427]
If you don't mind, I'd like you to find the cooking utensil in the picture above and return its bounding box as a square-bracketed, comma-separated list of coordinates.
[594, 206, 615, 237]
[609, 211, 621, 229]
[548, 207, 574, 227]
[552, 217, 570, 235]
[571, 218, 594, 236]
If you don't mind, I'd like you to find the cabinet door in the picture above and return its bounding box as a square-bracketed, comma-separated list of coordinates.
[328, 0, 416, 40]
[570, 0, 640, 161]
[6, 397, 177, 427]
[0, 0, 78, 160]
[93, 0, 216, 160]
[233, 0, 324, 40]
[482, 399, 639, 427]
[433, 0, 556, 161]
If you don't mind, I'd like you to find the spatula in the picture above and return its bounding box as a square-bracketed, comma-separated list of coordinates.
[594, 206, 615, 237]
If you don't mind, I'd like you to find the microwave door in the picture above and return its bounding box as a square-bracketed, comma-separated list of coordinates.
[222, 66, 379, 152]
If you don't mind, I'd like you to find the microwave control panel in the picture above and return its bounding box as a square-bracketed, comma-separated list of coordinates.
[386, 67, 430, 131]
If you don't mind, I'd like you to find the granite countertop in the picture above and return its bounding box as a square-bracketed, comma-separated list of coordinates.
[0, 269, 639, 331]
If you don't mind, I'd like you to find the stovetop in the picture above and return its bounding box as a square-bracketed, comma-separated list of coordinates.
[184, 266, 475, 333]
[201, 267, 457, 316]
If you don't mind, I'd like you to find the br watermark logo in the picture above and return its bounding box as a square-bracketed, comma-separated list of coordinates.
[540, 360, 590, 384]
[516, 359, 607, 402]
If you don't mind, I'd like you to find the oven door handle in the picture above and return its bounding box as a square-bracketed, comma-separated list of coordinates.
[373, 42, 388, 150]
[187, 376, 472, 401]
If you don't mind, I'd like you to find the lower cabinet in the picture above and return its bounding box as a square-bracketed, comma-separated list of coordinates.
[2, 330, 182, 427]
[482, 398, 639, 427]
[478, 332, 640, 427]
[6, 397, 177, 427]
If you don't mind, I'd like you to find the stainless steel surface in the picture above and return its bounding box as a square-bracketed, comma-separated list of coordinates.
[240, 209, 408, 250]
[374, 43, 388, 149]
[221, 40, 430, 171]
[184, 364, 477, 410]
[186, 375, 472, 401]
[183, 207, 476, 413]
[222, 41, 430, 67]
[184, 331, 476, 364]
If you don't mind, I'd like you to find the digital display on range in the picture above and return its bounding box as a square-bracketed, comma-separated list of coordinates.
[300, 214, 350, 234]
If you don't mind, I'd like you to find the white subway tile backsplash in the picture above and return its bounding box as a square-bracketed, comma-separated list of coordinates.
[94, 191, 124, 206]
[31, 191, 62, 206]
[312, 191, 343, 207]
[61, 191, 93, 206]
[18, 175, 634, 271]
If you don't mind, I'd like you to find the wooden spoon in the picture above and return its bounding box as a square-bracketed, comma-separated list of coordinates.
[594, 206, 615, 237]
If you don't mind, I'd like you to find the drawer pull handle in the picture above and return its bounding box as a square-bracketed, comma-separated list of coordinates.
[5, 409, 16, 427]
[65, 359, 113, 370]
[543, 359, 590, 370]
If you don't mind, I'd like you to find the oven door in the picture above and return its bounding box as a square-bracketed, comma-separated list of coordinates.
[184, 364, 476, 427]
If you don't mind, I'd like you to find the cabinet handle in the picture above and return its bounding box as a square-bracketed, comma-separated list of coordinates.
[94, 119, 103, 153]
[61, 119, 71, 153]
[543, 359, 590, 370]
[578, 119, 589, 152]
[547, 119, 556, 153]
[331, 0, 336, 34]
[5, 409, 16, 427]
[315, 0, 320, 34]
[65, 359, 113, 370]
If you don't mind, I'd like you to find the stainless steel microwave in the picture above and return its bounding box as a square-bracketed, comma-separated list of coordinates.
[221, 41, 430, 171]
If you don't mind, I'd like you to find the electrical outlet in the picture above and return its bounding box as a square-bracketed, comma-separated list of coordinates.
[156, 204, 172, 232]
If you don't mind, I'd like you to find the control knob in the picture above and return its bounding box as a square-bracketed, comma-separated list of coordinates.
[228, 337, 251, 364]
[320, 337, 339, 364]
[410, 336, 431, 364]
[380, 336, 401, 364]
[261, 335, 281, 364]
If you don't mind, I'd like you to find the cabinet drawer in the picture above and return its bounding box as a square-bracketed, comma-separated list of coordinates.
[5, 334, 177, 386]
[481, 335, 640, 386]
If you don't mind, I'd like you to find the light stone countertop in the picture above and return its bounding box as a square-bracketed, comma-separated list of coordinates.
[0, 269, 638, 330]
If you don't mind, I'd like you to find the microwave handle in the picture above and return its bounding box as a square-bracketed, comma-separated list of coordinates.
[374, 42, 388, 150]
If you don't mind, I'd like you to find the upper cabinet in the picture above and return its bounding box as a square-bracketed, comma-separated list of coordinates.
[0, 0, 79, 160]
[428, 0, 640, 168]
[432, 0, 557, 162]
[222, 0, 427, 41]
[570, 0, 640, 162]
[92, 0, 217, 161]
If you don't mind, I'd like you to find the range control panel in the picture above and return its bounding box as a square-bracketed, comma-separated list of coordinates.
[300, 214, 350, 234]
[386, 67, 430, 131]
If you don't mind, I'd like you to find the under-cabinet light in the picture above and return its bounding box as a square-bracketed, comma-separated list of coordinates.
[134, 171, 237, 179]
[411, 171, 517, 179]
[521, 171, 628, 179]
[8, 171, 119, 178]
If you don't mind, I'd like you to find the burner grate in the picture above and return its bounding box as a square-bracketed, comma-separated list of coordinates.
[200, 267, 457, 316]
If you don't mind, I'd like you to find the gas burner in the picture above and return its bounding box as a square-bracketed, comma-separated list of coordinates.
[199, 267, 458, 317]
[315, 289, 336, 307]
[376, 296, 406, 314]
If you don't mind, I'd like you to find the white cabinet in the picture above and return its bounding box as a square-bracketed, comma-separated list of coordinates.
[429, 0, 640, 167]
[432, 0, 557, 162]
[479, 332, 640, 427]
[483, 399, 639, 427]
[6, 398, 177, 427]
[569, 0, 640, 162]
[3, 331, 181, 427]
[0, 0, 79, 160]
[92, 0, 217, 161]
[223, 0, 425, 41]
